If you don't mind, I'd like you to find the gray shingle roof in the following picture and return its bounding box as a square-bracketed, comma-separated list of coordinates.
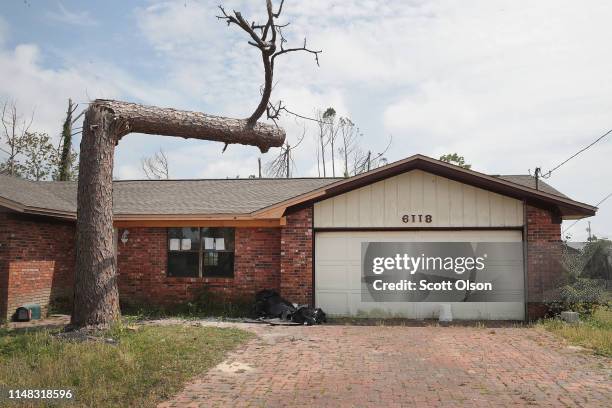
[495, 175, 567, 198]
[0, 175, 340, 216]
[0, 172, 569, 217]
[0, 175, 75, 213]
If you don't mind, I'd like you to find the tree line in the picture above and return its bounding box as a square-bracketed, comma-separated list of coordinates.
[0, 99, 80, 181]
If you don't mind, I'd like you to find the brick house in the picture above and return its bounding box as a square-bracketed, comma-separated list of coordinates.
[0, 155, 596, 321]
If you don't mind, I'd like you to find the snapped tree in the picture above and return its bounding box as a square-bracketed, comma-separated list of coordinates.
[57, 98, 83, 181]
[72, 0, 320, 329]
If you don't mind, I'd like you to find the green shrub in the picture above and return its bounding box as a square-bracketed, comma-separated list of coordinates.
[545, 279, 607, 317]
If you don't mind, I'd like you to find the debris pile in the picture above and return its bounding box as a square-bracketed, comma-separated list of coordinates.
[253, 290, 326, 325]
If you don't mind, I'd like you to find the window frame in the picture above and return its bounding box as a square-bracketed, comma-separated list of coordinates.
[166, 227, 235, 278]
[167, 227, 202, 278]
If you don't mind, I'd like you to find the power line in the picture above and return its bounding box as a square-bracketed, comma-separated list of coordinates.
[562, 191, 612, 235]
[542, 128, 612, 178]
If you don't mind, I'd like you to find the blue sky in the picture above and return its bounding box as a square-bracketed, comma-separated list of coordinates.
[0, 0, 611, 240]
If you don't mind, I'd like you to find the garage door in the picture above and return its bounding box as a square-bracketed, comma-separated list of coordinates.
[315, 230, 524, 320]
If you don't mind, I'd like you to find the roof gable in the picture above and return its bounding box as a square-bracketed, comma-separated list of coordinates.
[257, 155, 596, 219]
[0, 154, 596, 221]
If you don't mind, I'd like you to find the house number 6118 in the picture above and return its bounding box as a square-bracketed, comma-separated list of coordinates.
[402, 214, 432, 223]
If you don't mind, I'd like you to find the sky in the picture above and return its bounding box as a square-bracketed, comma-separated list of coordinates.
[0, 0, 610, 240]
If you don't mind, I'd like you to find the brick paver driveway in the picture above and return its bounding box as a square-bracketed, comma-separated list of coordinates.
[159, 323, 611, 407]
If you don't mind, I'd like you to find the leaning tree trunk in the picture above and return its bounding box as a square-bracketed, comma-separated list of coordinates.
[71, 100, 285, 329]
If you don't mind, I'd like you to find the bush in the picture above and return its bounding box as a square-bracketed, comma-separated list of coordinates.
[544, 279, 607, 317]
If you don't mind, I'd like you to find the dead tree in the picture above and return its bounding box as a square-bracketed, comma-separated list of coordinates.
[0, 100, 33, 176]
[72, 0, 319, 329]
[265, 127, 305, 178]
[142, 148, 170, 179]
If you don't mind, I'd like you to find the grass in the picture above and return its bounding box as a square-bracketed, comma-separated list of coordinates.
[0, 324, 253, 407]
[539, 308, 612, 357]
[121, 291, 254, 321]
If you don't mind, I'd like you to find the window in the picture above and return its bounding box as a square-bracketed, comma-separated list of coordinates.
[167, 227, 200, 277]
[201, 227, 235, 277]
[167, 227, 235, 278]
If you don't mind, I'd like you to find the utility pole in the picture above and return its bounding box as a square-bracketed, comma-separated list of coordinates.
[286, 143, 290, 178]
[586, 221, 592, 241]
[367, 151, 371, 172]
[258, 157, 261, 178]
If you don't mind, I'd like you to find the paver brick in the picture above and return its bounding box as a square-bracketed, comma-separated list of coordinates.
[159, 324, 611, 407]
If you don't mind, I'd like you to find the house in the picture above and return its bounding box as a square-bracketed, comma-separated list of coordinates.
[0, 154, 596, 321]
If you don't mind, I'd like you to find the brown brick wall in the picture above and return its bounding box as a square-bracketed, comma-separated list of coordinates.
[526, 204, 563, 320]
[116, 227, 281, 306]
[0, 212, 9, 320]
[0, 200, 565, 321]
[280, 206, 313, 305]
[1, 212, 75, 321]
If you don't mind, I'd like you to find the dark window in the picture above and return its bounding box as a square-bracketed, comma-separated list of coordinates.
[167, 227, 235, 278]
[167, 227, 200, 277]
[201, 227, 235, 278]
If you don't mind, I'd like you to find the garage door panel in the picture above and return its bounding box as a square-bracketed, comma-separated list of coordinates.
[315, 263, 348, 290]
[315, 230, 524, 320]
[317, 291, 350, 315]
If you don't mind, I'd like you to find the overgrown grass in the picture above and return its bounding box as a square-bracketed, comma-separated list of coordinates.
[0, 324, 252, 407]
[539, 308, 612, 357]
[121, 289, 254, 321]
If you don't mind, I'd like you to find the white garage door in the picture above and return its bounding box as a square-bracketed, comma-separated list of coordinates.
[315, 230, 525, 320]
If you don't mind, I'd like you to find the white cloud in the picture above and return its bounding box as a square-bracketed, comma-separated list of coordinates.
[46, 2, 98, 27]
[2, 0, 611, 240]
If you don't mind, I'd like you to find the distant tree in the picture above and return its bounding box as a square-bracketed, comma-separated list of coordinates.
[323, 108, 339, 177]
[582, 239, 612, 280]
[265, 127, 306, 178]
[57, 98, 83, 181]
[141, 148, 170, 179]
[315, 109, 331, 177]
[338, 117, 358, 177]
[20, 132, 57, 181]
[439, 153, 471, 169]
[0, 100, 33, 177]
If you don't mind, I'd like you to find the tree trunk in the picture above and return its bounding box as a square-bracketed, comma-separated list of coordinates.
[72, 106, 119, 328]
[72, 100, 285, 329]
[93, 99, 285, 152]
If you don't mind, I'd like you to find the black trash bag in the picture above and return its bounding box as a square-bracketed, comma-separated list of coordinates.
[254, 290, 296, 319]
[254, 290, 327, 325]
[291, 306, 327, 325]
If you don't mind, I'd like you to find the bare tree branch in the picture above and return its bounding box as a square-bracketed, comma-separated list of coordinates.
[265, 125, 305, 178]
[218, 0, 321, 127]
[142, 148, 170, 179]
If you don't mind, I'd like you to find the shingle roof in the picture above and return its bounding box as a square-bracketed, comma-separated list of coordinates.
[0, 175, 340, 216]
[495, 175, 567, 198]
[0, 170, 578, 217]
[0, 175, 75, 213]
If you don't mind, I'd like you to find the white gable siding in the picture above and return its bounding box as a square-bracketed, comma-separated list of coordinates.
[314, 170, 523, 228]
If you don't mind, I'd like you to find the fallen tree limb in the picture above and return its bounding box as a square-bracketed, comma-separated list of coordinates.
[94, 99, 285, 153]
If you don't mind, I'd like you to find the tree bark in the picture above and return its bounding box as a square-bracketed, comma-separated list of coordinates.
[72, 105, 119, 328]
[93, 99, 285, 153]
[71, 99, 285, 328]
